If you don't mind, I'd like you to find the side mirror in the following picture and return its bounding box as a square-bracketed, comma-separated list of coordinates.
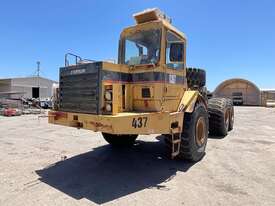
[169, 43, 184, 62]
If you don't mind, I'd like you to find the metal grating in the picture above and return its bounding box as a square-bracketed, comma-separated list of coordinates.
[59, 62, 102, 114]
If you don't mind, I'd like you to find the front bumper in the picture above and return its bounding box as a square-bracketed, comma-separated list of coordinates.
[48, 110, 183, 135]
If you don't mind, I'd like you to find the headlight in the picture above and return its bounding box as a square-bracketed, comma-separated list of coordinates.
[105, 90, 112, 101]
[105, 103, 112, 112]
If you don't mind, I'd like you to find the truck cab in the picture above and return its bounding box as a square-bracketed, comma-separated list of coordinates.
[118, 13, 187, 113]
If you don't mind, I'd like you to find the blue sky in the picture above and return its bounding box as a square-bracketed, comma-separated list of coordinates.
[0, 0, 274, 90]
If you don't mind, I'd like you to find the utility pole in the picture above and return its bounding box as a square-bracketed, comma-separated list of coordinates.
[37, 61, 40, 88]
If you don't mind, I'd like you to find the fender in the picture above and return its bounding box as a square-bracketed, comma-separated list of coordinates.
[177, 90, 207, 113]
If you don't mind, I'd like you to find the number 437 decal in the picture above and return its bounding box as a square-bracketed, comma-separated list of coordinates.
[132, 117, 148, 128]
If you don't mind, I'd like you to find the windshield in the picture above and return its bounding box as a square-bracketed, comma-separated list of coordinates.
[123, 29, 161, 65]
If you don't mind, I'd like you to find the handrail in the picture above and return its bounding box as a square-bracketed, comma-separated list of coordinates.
[65, 53, 82, 66]
[64, 53, 96, 66]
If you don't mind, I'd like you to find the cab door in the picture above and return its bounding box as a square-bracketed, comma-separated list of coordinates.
[163, 30, 187, 111]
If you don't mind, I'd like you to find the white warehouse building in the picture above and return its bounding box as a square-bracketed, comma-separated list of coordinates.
[0, 76, 58, 99]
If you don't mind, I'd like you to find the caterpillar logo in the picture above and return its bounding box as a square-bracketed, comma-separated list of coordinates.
[70, 69, 86, 75]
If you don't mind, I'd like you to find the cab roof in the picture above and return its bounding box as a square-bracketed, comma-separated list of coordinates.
[120, 8, 187, 40]
[121, 19, 187, 40]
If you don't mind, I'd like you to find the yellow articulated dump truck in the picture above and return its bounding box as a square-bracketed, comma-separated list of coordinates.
[49, 8, 234, 162]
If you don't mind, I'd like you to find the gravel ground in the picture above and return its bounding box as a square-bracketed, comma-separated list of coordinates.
[0, 107, 275, 206]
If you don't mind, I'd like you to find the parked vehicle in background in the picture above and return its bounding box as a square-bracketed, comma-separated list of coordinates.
[232, 92, 244, 105]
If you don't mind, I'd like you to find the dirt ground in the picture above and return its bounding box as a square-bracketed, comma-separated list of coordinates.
[0, 107, 275, 206]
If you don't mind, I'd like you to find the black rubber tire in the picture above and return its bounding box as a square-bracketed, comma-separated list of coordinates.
[208, 98, 233, 136]
[186, 68, 206, 88]
[165, 103, 209, 162]
[101, 133, 138, 146]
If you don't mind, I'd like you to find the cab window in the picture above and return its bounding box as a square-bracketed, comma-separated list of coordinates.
[166, 31, 185, 69]
[123, 29, 161, 65]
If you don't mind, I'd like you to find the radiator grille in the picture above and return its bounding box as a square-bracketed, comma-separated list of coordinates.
[59, 62, 102, 114]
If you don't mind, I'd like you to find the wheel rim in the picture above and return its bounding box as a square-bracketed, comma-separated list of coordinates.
[231, 110, 234, 125]
[225, 109, 230, 130]
[196, 117, 206, 146]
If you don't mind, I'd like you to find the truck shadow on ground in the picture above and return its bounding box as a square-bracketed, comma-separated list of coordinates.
[36, 136, 196, 204]
[208, 134, 228, 139]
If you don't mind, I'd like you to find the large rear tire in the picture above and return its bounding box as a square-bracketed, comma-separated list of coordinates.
[165, 103, 209, 162]
[186, 68, 206, 88]
[102, 133, 138, 146]
[208, 98, 234, 136]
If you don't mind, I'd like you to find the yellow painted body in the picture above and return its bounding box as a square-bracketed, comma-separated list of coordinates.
[48, 111, 183, 135]
[49, 11, 202, 135]
[48, 90, 200, 134]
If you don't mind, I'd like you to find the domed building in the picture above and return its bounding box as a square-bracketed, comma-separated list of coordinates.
[213, 78, 261, 106]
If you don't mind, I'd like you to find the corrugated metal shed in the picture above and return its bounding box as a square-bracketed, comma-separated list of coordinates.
[261, 89, 275, 106]
[0, 77, 57, 99]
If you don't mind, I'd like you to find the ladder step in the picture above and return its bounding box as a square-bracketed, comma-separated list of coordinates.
[172, 152, 180, 157]
[171, 127, 181, 134]
[170, 128, 182, 159]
